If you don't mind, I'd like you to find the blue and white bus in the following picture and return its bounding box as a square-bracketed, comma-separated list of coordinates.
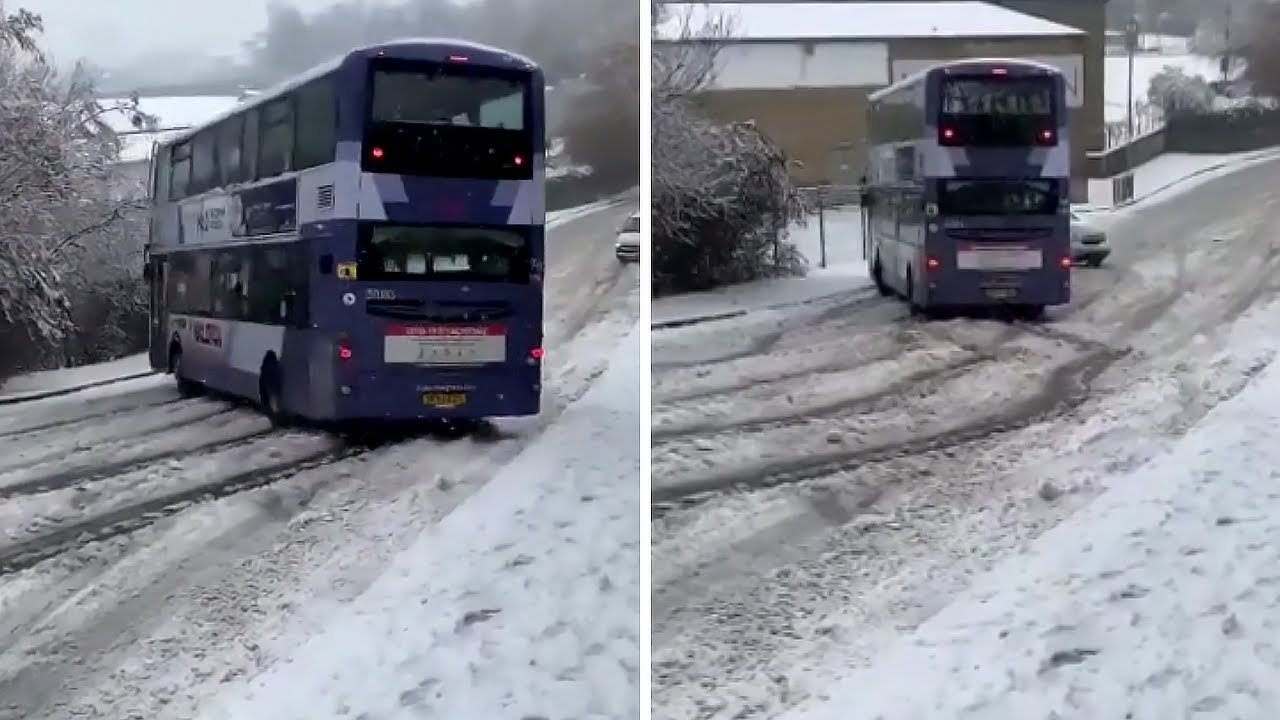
[144, 39, 546, 424]
[864, 58, 1072, 319]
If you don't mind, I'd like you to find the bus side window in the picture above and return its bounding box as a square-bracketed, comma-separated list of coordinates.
[169, 141, 192, 200]
[294, 75, 336, 170]
[287, 244, 311, 327]
[257, 96, 294, 178]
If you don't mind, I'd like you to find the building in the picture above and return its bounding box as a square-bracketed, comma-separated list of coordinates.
[656, 0, 1104, 200]
[99, 94, 246, 194]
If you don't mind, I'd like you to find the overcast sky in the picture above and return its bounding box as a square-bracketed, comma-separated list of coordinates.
[17, 0, 347, 65]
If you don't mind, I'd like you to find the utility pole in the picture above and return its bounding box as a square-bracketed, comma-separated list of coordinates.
[1125, 15, 1139, 140]
[1221, 4, 1232, 84]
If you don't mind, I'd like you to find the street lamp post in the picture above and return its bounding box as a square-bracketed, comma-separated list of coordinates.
[1125, 16, 1140, 140]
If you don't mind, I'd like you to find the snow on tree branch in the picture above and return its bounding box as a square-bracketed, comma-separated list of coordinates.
[0, 8, 153, 378]
[651, 3, 804, 297]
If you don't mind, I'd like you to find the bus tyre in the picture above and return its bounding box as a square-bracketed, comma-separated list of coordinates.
[872, 258, 892, 297]
[259, 362, 288, 427]
[171, 347, 201, 398]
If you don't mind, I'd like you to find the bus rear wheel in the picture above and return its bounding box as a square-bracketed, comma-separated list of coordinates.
[259, 361, 289, 427]
[872, 258, 892, 297]
[170, 346, 201, 398]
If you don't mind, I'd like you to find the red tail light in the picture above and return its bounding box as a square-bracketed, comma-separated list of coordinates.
[513, 155, 524, 166]
[1036, 128, 1056, 145]
[940, 126, 957, 144]
[1060, 256, 1073, 269]
[337, 345, 353, 360]
[369, 146, 384, 159]
[529, 347, 544, 360]
[926, 256, 941, 271]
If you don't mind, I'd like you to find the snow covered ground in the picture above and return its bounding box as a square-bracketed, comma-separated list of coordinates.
[0, 353, 151, 399]
[196, 326, 640, 720]
[784, 308, 1280, 720]
[652, 206, 872, 327]
[1086, 147, 1280, 211]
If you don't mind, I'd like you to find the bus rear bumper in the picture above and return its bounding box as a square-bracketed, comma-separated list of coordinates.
[322, 372, 541, 422]
[925, 274, 1070, 308]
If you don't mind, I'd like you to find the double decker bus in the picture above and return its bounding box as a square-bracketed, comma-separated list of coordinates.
[143, 39, 546, 424]
[864, 58, 1071, 319]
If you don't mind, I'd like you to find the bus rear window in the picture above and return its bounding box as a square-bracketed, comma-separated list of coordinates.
[942, 77, 1053, 116]
[939, 76, 1057, 147]
[364, 59, 532, 179]
[937, 179, 1059, 216]
[356, 224, 530, 283]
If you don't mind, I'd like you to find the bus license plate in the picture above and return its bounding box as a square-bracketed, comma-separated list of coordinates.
[423, 392, 466, 408]
[986, 288, 1017, 300]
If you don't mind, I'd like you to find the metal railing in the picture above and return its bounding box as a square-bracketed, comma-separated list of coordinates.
[796, 183, 865, 268]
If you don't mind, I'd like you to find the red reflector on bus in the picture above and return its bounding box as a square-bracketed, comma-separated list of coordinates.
[338, 345, 353, 360]
[926, 257, 940, 270]
[1040, 129, 1054, 141]
[1060, 256, 1073, 268]
[370, 146, 384, 159]
[514, 155, 523, 166]
[941, 127, 955, 140]
[448, 55, 468, 62]
[529, 347, 544, 360]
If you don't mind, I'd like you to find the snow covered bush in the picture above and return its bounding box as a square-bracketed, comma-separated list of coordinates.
[1147, 65, 1215, 118]
[0, 8, 152, 381]
[650, 2, 804, 297]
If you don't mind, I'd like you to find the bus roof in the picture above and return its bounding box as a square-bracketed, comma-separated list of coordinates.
[867, 57, 1063, 102]
[162, 37, 539, 147]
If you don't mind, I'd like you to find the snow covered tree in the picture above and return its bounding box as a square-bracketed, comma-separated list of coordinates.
[0, 5, 153, 379]
[1147, 65, 1215, 118]
[651, 2, 804, 296]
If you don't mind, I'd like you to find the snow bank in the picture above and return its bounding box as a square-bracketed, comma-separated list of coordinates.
[785, 330, 1280, 719]
[199, 325, 641, 720]
[0, 353, 150, 398]
[1087, 148, 1280, 210]
[653, 206, 872, 327]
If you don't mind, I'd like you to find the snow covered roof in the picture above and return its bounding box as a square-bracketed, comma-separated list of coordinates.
[656, 2, 1085, 41]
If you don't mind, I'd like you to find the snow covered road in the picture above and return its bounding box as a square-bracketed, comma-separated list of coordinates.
[650, 158, 1280, 719]
[784, 318, 1280, 720]
[0, 196, 641, 720]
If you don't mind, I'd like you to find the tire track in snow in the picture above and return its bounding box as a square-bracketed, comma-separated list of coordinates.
[653, 346, 1127, 514]
[0, 442, 358, 576]
[0, 410, 271, 498]
[0, 401, 237, 476]
[0, 386, 180, 439]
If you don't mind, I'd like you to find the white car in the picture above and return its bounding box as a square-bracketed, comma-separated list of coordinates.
[1070, 210, 1110, 267]
[615, 211, 641, 263]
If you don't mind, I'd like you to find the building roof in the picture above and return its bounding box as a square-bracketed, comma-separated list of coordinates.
[655, 1, 1085, 41]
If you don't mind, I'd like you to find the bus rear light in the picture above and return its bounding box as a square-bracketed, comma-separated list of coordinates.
[337, 345, 354, 360]
[926, 257, 941, 271]
[529, 347, 544, 360]
[992, 67, 1007, 75]
[1060, 256, 1073, 269]
[448, 55, 468, 62]
[369, 146, 385, 159]
[940, 126, 957, 145]
[513, 155, 524, 166]
[1037, 129, 1055, 144]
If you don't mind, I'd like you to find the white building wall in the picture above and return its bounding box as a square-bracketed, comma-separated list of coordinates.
[703, 41, 891, 90]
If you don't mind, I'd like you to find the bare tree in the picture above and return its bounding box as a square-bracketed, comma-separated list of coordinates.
[650, 2, 804, 296]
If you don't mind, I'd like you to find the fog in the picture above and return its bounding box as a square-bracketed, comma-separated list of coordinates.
[16, 0, 353, 65]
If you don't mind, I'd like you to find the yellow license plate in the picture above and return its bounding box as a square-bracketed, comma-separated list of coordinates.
[422, 392, 466, 408]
